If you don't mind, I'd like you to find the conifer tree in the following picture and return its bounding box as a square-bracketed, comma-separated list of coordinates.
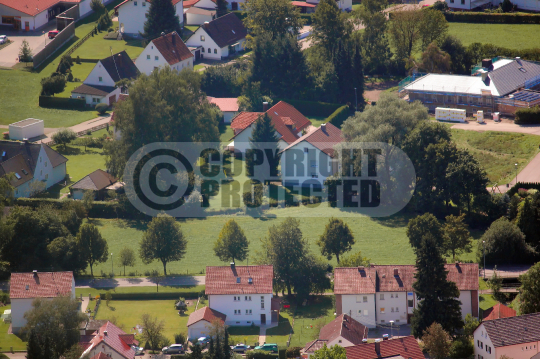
[142, 0, 181, 40]
[215, 334, 224, 359]
[216, 0, 228, 17]
[208, 336, 215, 358]
[190, 343, 203, 359]
[26, 329, 43, 359]
[411, 235, 463, 337]
[247, 113, 280, 178]
[223, 329, 231, 359]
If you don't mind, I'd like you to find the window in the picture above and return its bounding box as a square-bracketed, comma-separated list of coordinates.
[98, 76, 103, 82]
[450, 0, 454, 3]
[134, 1, 137, 5]
[338, 340, 342, 344]
[304, 147, 308, 153]
[461, 0, 465, 5]
[142, 1, 146, 5]
[237, 277, 241, 283]
[395, 293, 398, 298]
[202, 48, 205, 53]
[363, 310, 368, 316]
[234, 310, 240, 315]
[380, 294, 384, 300]
[201, 35, 205, 41]
[391, 294, 394, 298]
[391, 308, 394, 312]
[214, 49, 217, 54]
[246, 309, 252, 315]
[261, 303, 265, 309]
[380, 307, 385, 313]
[381, 320, 385, 323]
[481, 343, 483, 349]
[245, 296, 251, 301]
[408, 299, 413, 308]
[147, 55, 150, 59]
[395, 307, 399, 312]
[45, 174, 48, 180]
[208, 48, 211, 53]
[358, 310, 363, 315]
[155, 56, 159, 60]
[363, 296, 367, 303]
[45, 162, 47, 167]
[234, 296, 240, 301]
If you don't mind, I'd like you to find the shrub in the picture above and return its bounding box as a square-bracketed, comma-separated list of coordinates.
[52, 128, 77, 148]
[279, 349, 286, 359]
[174, 333, 186, 345]
[95, 103, 108, 115]
[76, 55, 81, 64]
[515, 106, 540, 124]
[479, 217, 536, 264]
[449, 337, 474, 359]
[246, 351, 278, 359]
[432, 0, 449, 11]
[326, 105, 350, 128]
[41, 75, 67, 96]
[286, 347, 302, 358]
[67, 72, 74, 82]
[0, 291, 10, 304]
[501, 0, 514, 12]
[243, 182, 263, 208]
[443, 11, 540, 23]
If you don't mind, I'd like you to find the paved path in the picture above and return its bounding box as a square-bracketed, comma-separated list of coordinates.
[37, 115, 112, 144]
[81, 297, 90, 312]
[258, 326, 266, 345]
[451, 121, 540, 135]
[3, 352, 26, 359]
[483, 265, 530, 279]
[74, 275, 205, 288]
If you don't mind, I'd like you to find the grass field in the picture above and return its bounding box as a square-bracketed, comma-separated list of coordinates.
[448, 23, 540, 50]
[0, 305, 26, 352]
[75, 286, 205, 297]
[450, 129, 540, 186]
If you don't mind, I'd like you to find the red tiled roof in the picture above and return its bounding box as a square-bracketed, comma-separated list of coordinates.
[230, 112, 264, 131]
[116, 0, 182, 9]
[0, 0, 81, 16]
[205, 265, 273, 295]
[10, 271, 73, 299]
[334, 267, 377, 295]
[280, 123, 342, 157]
[207, 97, 239, 112]
[318, 314, 368, 345]
[266, 101, 311, 139]
[303, 340, 328, 354]
[152, 32, 193, 65]
[346, 336, 424, 359]
[483, 303, 516, 321]
[292, 1, 317, 6]
[83, 322, 135, 359]
[374, 265, 417, 292]
[183, 0, 215, 8]
[187, 307, 227, 326]
[445, 263, 479, 291]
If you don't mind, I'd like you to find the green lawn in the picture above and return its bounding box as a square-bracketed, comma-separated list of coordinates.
[0, 305, 26, 352]
[307, 116, 327, 128]
[450, 129, 540, 186]
[448, 23, 540, 50]
[228, 326, 260, 347]
[75, 286, 205, 297]
[58, 62, 99, 97]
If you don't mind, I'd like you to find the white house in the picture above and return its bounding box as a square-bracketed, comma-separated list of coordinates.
[8, 119, 44, 141]
[187, 306, 227, 340]
[135, 31, 194, 75]
[0, 141, 68, 198]
[72, 51, 138, 106]
[115, 0, 183, 37]
[207, 97, 239, 124]
[81, 321, 137, 359]
[185, 13, 247, 61]
[229, 101, 312, 154]
[9, 271, 75, 334]
[185, 7, 216, 26]
[334, 263, 479, 329]
[302, 314, 368, 359]
[70, 169, 118, 200]
[205, 264, 276, 326]
[446, 0, 540, 11]
[473, 313, 540, 359]
[279, 122, 342, 188]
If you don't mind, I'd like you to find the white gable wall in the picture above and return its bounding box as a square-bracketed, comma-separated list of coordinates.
[208, 294, 272, 326]
[340, 294, 376, 329]
[281, 141, 337, 188]
[375, 292, 407, 325]
[84, 61, 116, 87]
[233, 125, 288, 154]
[188, 320, 213, 340]
[118, 0, 183, 36]
[185, 27, 223, 60]
[135, 41, 193, 75]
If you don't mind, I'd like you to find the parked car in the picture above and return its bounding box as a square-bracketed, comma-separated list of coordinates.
[48, 30, 59, 39]
[231, 344, 251, 353]
[132, 345, 144, 355]
[0, 35, 7, 44]
[254, 344, 278, 353]
[197, 337, 210, 346]
[162, 344, 184, 354]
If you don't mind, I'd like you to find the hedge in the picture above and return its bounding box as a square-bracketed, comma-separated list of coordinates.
[246, 351, 279, 359]
[443, 12, 540, 24]
[286, 347, 302, 358]
[39, 96, 86, 110]
[515, 106, 540, 124]
[276, 99, 343, 117]
[507, 182, 540, 197]
[98, 291, 203, 300]
[233, 11, 313, 25]
[325, 105, 351, 128]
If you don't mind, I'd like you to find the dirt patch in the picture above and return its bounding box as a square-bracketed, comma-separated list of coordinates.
[363, 80, 399, 102]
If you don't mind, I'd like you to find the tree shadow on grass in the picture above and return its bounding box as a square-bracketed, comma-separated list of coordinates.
[266, 316, 292, 336]
[54, 145, 82, 156]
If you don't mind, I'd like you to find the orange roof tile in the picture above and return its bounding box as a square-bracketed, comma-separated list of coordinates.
[10, 271, 73, 299]
[230, 112, 264, 131]
[280, 123, 342, 157]
[0, 0, 81, 16]
[334, 267, 377, 295]
[205, 265, 273, 295]
[207, 97, 239, 112]
[483, 303, 517, 321]
[83, 322, 135, 359]
[187, 307, 227, 326]
[346, 336, 424, 359]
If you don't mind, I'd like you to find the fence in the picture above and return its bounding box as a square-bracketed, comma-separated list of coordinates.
[32, 21, 75, 68]
[65, 25, 98, 57]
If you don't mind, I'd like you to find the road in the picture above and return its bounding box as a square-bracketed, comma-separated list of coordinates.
[74, 276, 205, 288]
[0, 23, 56, 68]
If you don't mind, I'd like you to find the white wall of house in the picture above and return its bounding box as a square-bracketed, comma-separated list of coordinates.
[84, 343, 129, 359]
[327, 336, 355, 348]
[445, 0, 473, 9]
[72, 88, 121, 106]
[186, 12, 215, 25]
[232, 125, 288, 154]
[194, 0, 217, 8]
[118, 0, 183, 36]
[375, 292, 407, 325]
[340, 294, 376, 329]
[304, 0, 351, 10]
[474, 324, 496, 359]
[135, 41, 193, 75]
[186, 27, 223, 60]
[227, 0, 247, 10]
[281, 141, 337, 188]
[84, 61, 115, 87]
[208, 294, 272, 326]
[458, 290, 473, 320]
[188, 320, 213, 340]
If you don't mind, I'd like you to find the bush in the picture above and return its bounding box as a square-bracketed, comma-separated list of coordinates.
[479, 217, 536, 264]
[507, 182, 540, 196]
[0, 291, 10, 304]
[515, 106, 540, 124]
[39, 96, 85, 109]
[67, 72, 74, 82]
[95, 103, 108, 115]
[325, 105, 351, 128]
[501, 0, 514, 12]
[41, 75, 67, 96]
[76, 55, 81, 64]
[432, 0, 449, 11]
[174, 333, 186, 345]
[286, 347, 302, 358]
[279, 349, 286, 359]
[449, 337, 474, 359]
[243, 182, 263, 208]
[443, 11, 540, 23]
[246, 351, 279, 359]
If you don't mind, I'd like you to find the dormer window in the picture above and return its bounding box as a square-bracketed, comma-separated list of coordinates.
[134, 1, 138, 5]
[99, 76, 103, 82]
[236, 277, 241, 283]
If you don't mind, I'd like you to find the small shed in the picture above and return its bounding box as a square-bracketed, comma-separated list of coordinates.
[70, 169, 117, 200]
[9, 119, 45, 141]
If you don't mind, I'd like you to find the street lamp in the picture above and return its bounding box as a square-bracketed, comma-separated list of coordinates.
[111, 253, 113, 275]
[389, 320, 394, 338]
[354, 88, 358, 111]
[483, 241, 486, 279]
[515, 163, 518, 185]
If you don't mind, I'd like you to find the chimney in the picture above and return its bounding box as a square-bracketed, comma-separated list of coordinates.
[479, 69, 488, 82]
[516, 57, 522, 65]
[393, 268, 399, 277]
[230, 262, 235, 270]
[104, 330, 108, 336]
[375, 340, 381, 355]
[358, 266, 364, 271]
[362, 339, 368, 344]
[204, 21, 210, 28]
[262, 102, 268, 112]
[481, 58, 492, 69]
[33, 270, 38, 278]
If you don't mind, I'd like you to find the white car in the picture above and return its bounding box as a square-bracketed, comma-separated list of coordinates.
[131, 345, 144, 355]
[0, 35, 7, 44]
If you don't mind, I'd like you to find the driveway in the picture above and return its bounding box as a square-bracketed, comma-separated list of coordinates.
[74, 276, 206, 288]
[0, 22, 56, 68]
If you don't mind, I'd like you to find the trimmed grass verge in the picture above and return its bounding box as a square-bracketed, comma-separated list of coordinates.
[447, 23, 540, 50]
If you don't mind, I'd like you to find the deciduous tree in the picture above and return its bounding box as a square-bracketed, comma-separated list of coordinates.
[462, 314, 479, 338]
[312, 344, 347, 359]
[119, 247, 136, 276]
[52, 128, 77, 149]
[311, 0, 352, 55]
[47, 236, 86, 273]
[41, 75, 67, 96]
[422, 323, 451, 359]
[338, 251, 370, 267]
[443, 213, 471, 260]
[214, 219, 249, 263]
[519, 261, 540, 314]
[406, 213, 444, 251]
[516, 195, 540, 248]
[216, 0, 228, 17]
[317, 218, 355, 264]
[77, 223, 108, 277]
[418, 42, 451, 73]
[139, 214, 187, 275]
[242, 0, 304, 41]
[388, 10, 424, 60]
[140, 314, 165, 352]
[142, 0, 182, 40]
[418, 9, 448, 50]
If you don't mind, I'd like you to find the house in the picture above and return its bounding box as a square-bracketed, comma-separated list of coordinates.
[207, 97, 239, 123]
[401, 57, 540, 116]
[229, 101, 312, 154]
[187, 306, 227, 340]
[183, 0, 216, 8]
[185, 13, 247, 61]
[9, 271, 75, 334]
[70, 169, 118, 200]
[115, 0, 183, 37]
[473, 313, 540, 359]
[80, 319, 109, 335]
[9, 119, 44, 141]
[334, 263, 479, 328]
[279, 122, 342, 188]
[302, 314, 368, 359]
[0, 0, 111, 31]
[71, 51, 138, 106]
[205, 263, 275, 326]
[0, 140, 68, 198]
[185, 7, 216, 25]
[445, 0, 539, 12]
[302, 0, 352, 11]
[482, 303, 517, 321]
[292, 1, 317, 13]
[135, 31, 194, 75]
[345, 336, 425, 359]
[81, 321, 138, 359]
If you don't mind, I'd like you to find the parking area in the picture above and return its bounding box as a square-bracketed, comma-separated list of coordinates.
[0, 22, 56, 67]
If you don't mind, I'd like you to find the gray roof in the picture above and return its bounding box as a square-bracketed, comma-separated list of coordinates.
[489, 59, 540, 96]
[482, 313, 540, 348]
[10, 119, 42, 127]
[70, 169, 116, 191]
[72, 84, 116, 97]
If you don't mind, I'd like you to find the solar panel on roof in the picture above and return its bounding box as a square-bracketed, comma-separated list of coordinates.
[14, 173, 21, 180]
